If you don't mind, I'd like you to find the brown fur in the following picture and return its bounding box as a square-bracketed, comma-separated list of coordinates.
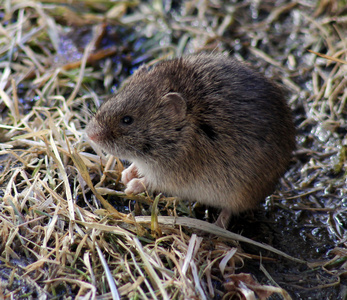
[86, 53, 296, 227]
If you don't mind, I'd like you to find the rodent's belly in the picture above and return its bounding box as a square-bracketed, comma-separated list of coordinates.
[166, 185, 218, 206]
[159, 182, 252, 214]
[138, 166, 219, 205]
[135, 162, 256, 213]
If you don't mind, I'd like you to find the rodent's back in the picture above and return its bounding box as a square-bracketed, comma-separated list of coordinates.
[143, 54, 295, 164]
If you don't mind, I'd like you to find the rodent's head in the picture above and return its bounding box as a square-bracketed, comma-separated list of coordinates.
[86, 66, 189, 162]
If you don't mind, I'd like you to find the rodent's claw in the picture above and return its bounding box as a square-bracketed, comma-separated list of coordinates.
[121, 163, 139, 185]
[124, 178, 147, 195]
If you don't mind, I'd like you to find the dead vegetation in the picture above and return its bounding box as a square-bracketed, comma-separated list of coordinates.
[0, 0, 346, 299]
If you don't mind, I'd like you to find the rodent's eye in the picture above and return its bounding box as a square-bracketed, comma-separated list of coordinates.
[121, 116, 134, 125]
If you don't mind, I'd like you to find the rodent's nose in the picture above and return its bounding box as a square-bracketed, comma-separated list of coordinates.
[86, 121, 104, 142]
[87, 131, 99, 141]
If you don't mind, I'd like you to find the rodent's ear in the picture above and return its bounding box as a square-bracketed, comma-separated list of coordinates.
[161, 93, 186, 119]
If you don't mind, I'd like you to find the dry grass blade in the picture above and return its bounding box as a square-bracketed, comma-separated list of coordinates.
[49, 132, 75, 223]
[71, 149, 126, 218]
[181, 234, 203, 275]
[219, 247, 238, 275]
[0, 89, 17, 124]
[96, 243, 120, 300]
[135, 216, 307, 264]
[308, 49, 347, 64]
[131, 238, 161, 300]
[150, 193, 161, 236]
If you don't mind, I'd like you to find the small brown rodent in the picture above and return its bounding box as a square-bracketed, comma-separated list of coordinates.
[86, 53, 295, 227]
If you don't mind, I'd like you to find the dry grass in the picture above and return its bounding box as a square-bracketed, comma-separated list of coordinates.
[0, 0, 346, 299]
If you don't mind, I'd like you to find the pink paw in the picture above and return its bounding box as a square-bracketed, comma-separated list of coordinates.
[124, 178, 147, 195]
[121, 163, 139, 185]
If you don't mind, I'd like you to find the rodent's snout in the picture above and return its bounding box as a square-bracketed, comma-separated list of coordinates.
[86, 131, 99, 142]
[85, 119, 104, 142]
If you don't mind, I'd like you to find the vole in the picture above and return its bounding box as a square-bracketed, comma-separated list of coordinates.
[86, 53, 295, 228]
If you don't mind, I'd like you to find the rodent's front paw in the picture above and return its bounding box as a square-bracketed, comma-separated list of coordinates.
[121, 163, 139, 185]
[124, 178, 147, 195]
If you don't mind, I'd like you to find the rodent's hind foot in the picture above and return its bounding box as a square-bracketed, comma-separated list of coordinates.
[215, 208, 232, 229]
[121, 163, 139, 185]
[124, 178, 147, 195]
